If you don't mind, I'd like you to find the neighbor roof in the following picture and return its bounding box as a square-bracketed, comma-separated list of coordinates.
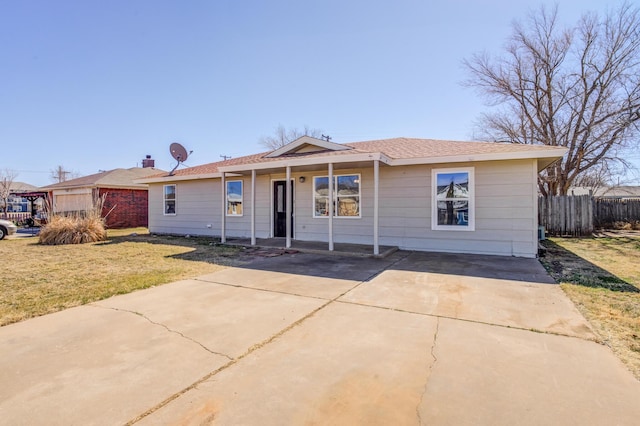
[570, 186, 640, 197]
[9, 181, 39, 192]
[137, 137, 567, 183]
[41, 167, 164, 190]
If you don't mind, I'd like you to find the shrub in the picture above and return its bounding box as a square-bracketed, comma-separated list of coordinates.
[39, 215, 107, 245]
[38, 194, 109, 245]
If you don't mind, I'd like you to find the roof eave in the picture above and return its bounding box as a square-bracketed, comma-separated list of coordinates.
[218, 152, 385, 173]
[388, 148, 567, 167]
[135, 173, 222, 184]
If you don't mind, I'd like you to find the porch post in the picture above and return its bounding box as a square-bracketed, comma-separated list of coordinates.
[328, 162, 334, 251]
[221, 172, 226, 243]
[251, 169, 256, 246]
[285, 165, 291, 248]
[373, 159, 380, 255]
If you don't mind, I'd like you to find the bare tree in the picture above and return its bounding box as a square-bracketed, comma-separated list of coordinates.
[464, 2, 640, 196]
[0, 169, 18, 214]
[259, 124, 323, 150]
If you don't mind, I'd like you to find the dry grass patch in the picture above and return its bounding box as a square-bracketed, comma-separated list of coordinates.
[0, 229, 243, 326]
[540, 237, 640, 380]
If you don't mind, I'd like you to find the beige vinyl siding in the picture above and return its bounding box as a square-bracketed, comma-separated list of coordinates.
[148, 178, 271, 238]
[147, 158, 539, 257]
[375, 159, 538, 257]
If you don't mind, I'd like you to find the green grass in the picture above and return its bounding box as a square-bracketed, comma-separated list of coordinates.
[0, 228, 243, 326]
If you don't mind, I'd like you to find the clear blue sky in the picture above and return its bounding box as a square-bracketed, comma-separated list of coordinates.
[1, 0, 627, 187]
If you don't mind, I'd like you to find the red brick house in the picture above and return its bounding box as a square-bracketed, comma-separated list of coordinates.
[41, 160, 163, 228]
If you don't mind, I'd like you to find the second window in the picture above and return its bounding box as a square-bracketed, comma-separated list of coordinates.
[313, 174, 361, 218]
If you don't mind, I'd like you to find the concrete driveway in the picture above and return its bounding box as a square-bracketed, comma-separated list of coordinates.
[1, 251, 639, 425]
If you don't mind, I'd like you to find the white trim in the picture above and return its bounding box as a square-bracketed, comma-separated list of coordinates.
[391, 148, 566, 168]
[265, 136, 352, 158]
[328, 163, 333, 251]
[137, 173, 220, 184]
[163, 184, 176, 216]
[220, 173, 226, 243]
[251, 170, 256, 246]
[531, 160, 539, 255]
[139, 146, 566, 184]
[225, 180, 244, 217]
[373, 160, 379, 256]
[286, 166, 291, 248]
[431, 167, 475, 231]
[312, 173, 362, 219]
[219, 152, 384, 173]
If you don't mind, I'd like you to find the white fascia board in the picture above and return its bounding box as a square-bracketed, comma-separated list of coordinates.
[218, 152, 386, 173]
[388, 148, 567, 167]
[135, 173, 221, 184]
[265, 136, 352, 158]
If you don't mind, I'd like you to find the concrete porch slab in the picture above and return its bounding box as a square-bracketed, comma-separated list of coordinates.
[195, 252, 402, 299]
[225, 237, 398, 258]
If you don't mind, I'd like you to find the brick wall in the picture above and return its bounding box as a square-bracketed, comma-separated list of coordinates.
[99, 188, 148, 229]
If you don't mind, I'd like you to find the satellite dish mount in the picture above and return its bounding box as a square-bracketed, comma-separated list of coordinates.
[168, 142, 192, 176]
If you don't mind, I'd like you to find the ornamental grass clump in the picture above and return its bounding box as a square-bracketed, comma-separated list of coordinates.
[38, 194, 109, 245]
[38, 215, 107, 245]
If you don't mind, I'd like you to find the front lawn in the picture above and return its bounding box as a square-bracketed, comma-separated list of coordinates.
[0, 229, 242, 326]
[540, 236, 640, 380]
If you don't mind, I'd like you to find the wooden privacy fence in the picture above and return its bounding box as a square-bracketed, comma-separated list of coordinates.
[539, 195, 640, 236]
[593, 198, 640, 229]
[538, 195, 593, 236]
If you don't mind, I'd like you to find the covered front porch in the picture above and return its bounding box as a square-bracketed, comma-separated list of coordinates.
[218, 137, 391, 256]
[223, 237, 398, 258]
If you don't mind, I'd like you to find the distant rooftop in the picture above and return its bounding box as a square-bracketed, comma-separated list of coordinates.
[41, 167, 165, 190]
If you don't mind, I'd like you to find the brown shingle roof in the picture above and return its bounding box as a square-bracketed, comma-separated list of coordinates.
[41, 167, 165, 190]
[346, 137, 562, 159]
[144, 137, 565, 180]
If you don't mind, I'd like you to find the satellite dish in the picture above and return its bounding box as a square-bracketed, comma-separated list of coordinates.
[168, 142, 192, 175]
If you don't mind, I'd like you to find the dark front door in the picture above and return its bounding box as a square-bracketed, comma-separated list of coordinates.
[273, 180, 293, 238]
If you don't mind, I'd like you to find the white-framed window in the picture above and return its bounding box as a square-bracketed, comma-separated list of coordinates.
[226, 180, 243, 216]
[164, 184, 176, 215]
[313, 174, 361, 218]
[432, 167, 474, 231]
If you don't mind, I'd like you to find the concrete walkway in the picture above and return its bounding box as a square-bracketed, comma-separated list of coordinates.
[1, 251, 639, 425]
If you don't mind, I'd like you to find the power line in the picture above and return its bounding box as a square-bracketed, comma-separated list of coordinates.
[13, 170, 50, 174]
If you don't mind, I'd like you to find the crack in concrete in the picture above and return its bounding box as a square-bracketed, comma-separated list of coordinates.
[335, 299, 599, 343]
[193, 277, 334, 301]
[89, 304, 234, 361]
[127, 257, 408, 425]
[417, 316, 439, 425]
